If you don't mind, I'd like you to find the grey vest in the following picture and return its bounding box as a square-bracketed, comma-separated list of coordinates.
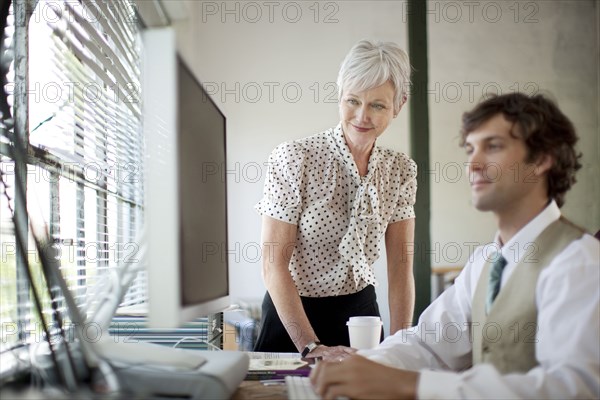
[471, 218, 585, 374]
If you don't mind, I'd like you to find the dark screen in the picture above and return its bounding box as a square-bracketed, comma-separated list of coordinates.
[177, 58, 228, 306]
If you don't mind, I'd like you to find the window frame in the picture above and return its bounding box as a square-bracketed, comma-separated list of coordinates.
[0, 0, 145, 362]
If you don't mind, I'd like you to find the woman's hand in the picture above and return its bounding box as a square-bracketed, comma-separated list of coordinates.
[305, 345, 356, 361]
[310, 354, 419, 400]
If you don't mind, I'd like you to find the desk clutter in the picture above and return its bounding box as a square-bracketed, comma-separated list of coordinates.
[232, 352, 322, 399]
[245, 352, 311, 380]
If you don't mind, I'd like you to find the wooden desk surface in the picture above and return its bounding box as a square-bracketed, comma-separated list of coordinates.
[232, 380, 287, 400]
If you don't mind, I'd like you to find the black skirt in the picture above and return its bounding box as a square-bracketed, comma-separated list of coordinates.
[253, 285, 383, 352]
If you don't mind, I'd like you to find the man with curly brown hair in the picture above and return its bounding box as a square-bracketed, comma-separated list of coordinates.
[311, 93, 599, 399]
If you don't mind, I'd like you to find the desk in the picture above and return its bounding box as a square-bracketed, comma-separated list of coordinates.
[0, 382, 284, 400]
[232, 380, 287, 400]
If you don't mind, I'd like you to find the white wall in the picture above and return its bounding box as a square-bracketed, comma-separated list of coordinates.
[168, 0, 599, 335]
[428, 0, 600, 269]
[172, 1, 411, 335]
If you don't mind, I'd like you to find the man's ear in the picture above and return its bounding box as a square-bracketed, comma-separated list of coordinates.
[534, 153, 553, 176]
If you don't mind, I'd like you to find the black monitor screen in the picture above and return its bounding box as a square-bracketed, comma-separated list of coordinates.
[177, 58, 228, 307]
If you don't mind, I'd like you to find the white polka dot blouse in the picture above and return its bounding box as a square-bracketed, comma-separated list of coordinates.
[255, 123, 417, 297]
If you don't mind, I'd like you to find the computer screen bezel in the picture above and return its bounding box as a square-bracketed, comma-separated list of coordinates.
[142, 27, 231, 328]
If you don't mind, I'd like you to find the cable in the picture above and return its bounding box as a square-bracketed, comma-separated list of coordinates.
[1, 1, 82, 391]
[0, 168, 68, 389]
[88, 234, 148, 332]
[0, 1, 121, 395]
[172, 337, 222, 352]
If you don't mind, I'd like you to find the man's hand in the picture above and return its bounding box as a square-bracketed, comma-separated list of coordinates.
[310, 354, 419, 400]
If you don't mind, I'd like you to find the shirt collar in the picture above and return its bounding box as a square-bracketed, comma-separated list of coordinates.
[330, 123, 381, 183]
[497, 200, 561, 264]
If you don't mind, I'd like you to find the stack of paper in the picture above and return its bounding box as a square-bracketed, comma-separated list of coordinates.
[245, 352, 311, 380]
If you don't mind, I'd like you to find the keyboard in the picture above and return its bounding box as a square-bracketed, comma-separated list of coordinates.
[285, 375, 320, 400]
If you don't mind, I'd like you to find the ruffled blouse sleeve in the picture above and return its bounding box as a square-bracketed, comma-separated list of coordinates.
[254, 142, 305, 225]
[390, 154, 417, 223]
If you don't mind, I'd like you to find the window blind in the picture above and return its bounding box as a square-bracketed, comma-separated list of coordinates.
[0, 0, 145, 355]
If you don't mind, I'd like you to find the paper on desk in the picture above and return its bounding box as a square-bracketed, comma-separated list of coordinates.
[248, 352, 302, 360]
[248, 352, 308, 371]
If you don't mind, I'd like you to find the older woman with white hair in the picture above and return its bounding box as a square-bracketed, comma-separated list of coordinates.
[254, 40, 417, 360]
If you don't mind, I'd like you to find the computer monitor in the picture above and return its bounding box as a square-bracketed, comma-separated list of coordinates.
[110, 26, 249, 399]
[143, 28, 231, 329]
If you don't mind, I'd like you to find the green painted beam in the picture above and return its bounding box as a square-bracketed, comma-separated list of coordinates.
[407, 0, 431, 324]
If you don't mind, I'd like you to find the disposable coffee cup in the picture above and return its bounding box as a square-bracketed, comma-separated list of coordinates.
[346, 316, 382, 350]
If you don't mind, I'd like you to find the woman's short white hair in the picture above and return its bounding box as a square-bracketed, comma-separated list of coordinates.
[337, 40, 411, 112]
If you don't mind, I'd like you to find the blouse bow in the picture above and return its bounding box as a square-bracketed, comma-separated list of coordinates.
[338, 149, 386, 288]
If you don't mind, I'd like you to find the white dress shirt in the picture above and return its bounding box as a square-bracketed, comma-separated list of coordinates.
[255, 123, 417, 297]
[360, 201, 600, 399]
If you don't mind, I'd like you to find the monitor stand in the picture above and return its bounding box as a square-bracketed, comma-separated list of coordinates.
[96, 339, 249, 399]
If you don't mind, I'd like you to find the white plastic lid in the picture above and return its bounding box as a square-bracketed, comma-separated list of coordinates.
[346, 316, 383, 326]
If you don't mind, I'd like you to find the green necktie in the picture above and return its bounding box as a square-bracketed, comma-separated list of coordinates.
[486, 253, 507, 314]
